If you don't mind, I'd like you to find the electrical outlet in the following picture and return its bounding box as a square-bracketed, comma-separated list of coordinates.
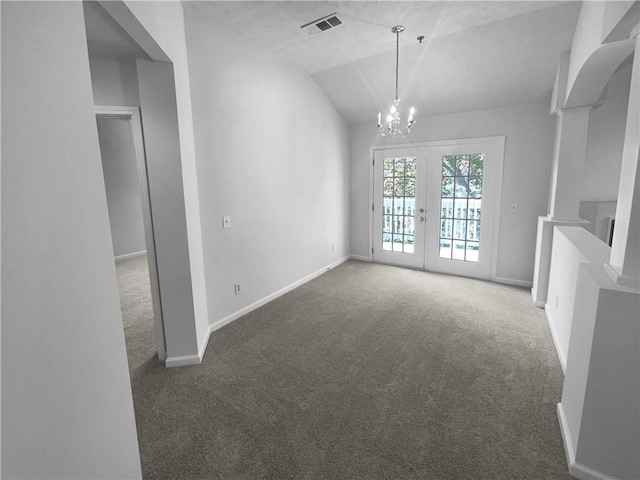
[234, 283, 241, 295]
[222, 216, 231, 228]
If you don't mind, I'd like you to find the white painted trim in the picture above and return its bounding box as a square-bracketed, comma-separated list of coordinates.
[489, 136, 506, 282]
[557, 404, 621, 480]
[165, 353, 201, 368]
[198, 256, 351, 361]
[492, 276, 533, 288]
[558, 403, 577, 478]
[580, 197, 618, 203]
[370, 136, 506, 282]
[114, 250, 147, 261]
[532, 288, 546, 307]
[349, 254, 372, 262]
[96, 106, 167, 361]
[368, 146, 375, 264]
[371, 136, 507, 152]
[545, 306, 567, 373]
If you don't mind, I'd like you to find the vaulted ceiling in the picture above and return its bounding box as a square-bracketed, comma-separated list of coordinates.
[86, 1, 583, 124]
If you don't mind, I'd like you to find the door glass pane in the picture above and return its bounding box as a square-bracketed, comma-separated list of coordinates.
[404, 235, 414, 253]
[454, 199, 468, 219]
[383, 233, 392, 251]
[438, 153, 484, 262]
[380, 156, 417, 254]
[441, 176, 454, 197]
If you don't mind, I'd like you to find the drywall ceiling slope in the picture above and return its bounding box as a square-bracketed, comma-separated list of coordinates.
[183, 1, 572, 73]
[182, 1, 581, 123]
[315, 2, 581, 123]
[84, 1, 149, 59]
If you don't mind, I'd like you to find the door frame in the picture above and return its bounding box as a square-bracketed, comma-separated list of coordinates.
[369, 136, 505, 281]
[96, 105, 167, 361]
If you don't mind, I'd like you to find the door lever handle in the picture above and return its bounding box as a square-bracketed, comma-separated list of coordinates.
[419, 216, 425, 222]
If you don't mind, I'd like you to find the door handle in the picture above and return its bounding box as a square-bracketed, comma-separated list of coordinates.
[419, 216, 425, 222]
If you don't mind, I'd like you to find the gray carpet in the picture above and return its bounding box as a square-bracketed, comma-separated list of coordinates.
[116, 256, 572, 480]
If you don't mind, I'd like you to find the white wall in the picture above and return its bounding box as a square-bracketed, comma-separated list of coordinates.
[583, 61, 632, 201]
[97, 117, 147, 257]
[89, 57, 140, 106]
[545, 226, 610, 370]
[350, 100, 556, 284]
[579, 200, 617, 242]
[183, 10, 350, 326]
[87, 35, 200, 362]
[136, 59, 198, 361]
[119, 0, 211, 354]
[1, 2, 141, 478]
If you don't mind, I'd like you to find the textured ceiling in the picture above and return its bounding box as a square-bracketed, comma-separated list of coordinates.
[182, 1, 581, 123]
[312, 2, 582, 123]
[86, 1, 582, 125]
[183, 1, 575, 74]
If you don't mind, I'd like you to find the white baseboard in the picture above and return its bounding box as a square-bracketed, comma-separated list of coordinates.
[531, 287, 546, 307]
[165, 353, 201, 368]
[115, 250, 147, 261]
[199, 256, 351, 360]
[349, 254, 371, 262]
[545, 306, 566, 373]
[557, 403, 621, 480]
[492, 275, 533, 288]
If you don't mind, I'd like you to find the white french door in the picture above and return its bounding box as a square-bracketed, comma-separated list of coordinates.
[372, 147, 427, 268]
[372, 137, 504, 280]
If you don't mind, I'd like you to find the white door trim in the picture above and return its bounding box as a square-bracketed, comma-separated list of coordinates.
[95, 105, 167, 361]
[369, 136, 505, 281]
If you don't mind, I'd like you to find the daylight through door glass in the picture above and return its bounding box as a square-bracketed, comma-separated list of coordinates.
[439, 153, 484, 262]
[382, 156, 416, 253]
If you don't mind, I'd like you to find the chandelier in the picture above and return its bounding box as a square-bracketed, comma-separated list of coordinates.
[377, 25, 416, 137]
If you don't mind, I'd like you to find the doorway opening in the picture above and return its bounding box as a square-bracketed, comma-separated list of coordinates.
[96, 106, 166, 362]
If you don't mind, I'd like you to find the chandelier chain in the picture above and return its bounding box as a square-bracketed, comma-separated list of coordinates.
[395, 29, 399, 100]
[377, 24, 416, 137]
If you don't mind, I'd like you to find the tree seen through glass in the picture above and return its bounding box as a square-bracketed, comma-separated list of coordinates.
[439, 153, 484, 262]
[382, 156, 416, 253]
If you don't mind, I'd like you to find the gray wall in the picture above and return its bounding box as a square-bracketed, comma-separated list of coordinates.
[184, 10, 351, 327]
[583, 61, 632, 201]
[89, 57, 140, 106]
[350, 100, 557, 284]
[1, 2, 141, 477]
[97, 116, 147, 257]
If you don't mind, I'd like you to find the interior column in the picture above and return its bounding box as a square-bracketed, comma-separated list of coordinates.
[558, 27, 640, 480]
[607, 30, 640, 288]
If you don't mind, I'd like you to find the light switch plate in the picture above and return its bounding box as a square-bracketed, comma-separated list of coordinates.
[222, 216, 231, 228]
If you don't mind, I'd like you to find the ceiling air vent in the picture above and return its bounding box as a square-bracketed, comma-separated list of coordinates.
[301, 13, 343, 35]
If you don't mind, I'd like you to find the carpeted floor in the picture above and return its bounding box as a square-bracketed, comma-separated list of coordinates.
[116, 256, 572, 480]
